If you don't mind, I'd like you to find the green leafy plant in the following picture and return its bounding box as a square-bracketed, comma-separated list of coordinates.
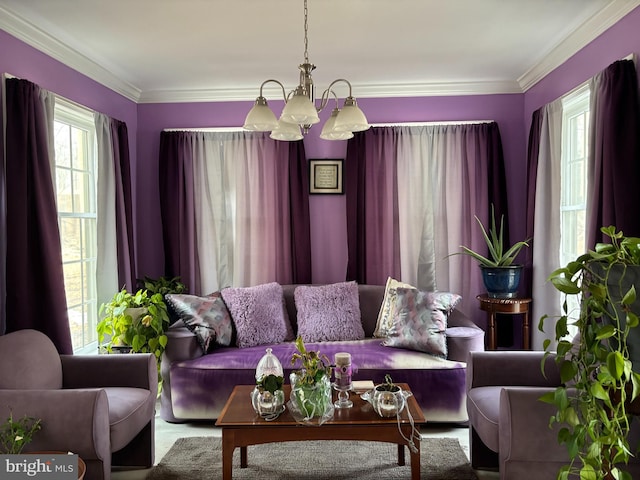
[375, 374, 400, 392]
[290, 336, 332, 386]
[451, 204, 530, 267]
[0, 411, 42, 454]
[98, 287, 170, 358]
[256, 374, 284, 394]
[137, 275, 187, 298]
[539, 226, 640, 480]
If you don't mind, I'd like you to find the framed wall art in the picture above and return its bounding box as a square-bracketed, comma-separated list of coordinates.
[309, 159, 344, 194]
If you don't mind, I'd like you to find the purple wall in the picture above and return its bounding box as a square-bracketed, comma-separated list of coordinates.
[524, 5, 640, 130]
[136, 94, 524, 283]
[0, 30, 138, 163]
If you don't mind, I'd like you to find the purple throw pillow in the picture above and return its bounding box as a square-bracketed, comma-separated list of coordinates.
[383, 288, 461, 358]
[221, 282, 293, 348]
[295, 281, 364, 342]
[165, 292, 233, 353]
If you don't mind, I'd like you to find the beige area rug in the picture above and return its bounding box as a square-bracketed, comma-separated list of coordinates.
[146, 436, 478, 480]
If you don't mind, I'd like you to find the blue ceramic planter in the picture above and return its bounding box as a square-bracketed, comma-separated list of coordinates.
[480, 265, 523, 298]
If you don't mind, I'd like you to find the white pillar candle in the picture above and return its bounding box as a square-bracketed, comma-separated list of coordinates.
[335, 352, 351, 366]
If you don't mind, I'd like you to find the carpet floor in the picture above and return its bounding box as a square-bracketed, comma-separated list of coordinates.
[146, 436, 478, 480]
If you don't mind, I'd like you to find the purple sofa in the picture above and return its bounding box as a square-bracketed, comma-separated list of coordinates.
[160, 284, 485, 423]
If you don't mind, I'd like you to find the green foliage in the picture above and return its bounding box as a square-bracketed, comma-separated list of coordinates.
[450, 204, 530, 267]
[290, 336, 332, 386]
[375, 374, 400, 392]
[539, 226, 640, 480]
[256, 374, 284, 394]
[138, 275, 187, 297]
[0, 411, 41, 454]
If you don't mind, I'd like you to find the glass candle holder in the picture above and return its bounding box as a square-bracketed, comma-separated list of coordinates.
[333, 352, 353, 408]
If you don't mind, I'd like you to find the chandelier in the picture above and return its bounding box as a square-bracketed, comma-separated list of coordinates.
[242, 0, 370, 141]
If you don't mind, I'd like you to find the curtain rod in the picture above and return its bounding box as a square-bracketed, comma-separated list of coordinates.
[163, 127, 244, 132]
[370, 120, 494, 127]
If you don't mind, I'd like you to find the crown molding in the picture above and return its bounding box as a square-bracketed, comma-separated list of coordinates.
[518, 0, 640, 91]
[138, 80, 523, 104]
[0, 6, 141, 102]
[2, 1, 637, 103]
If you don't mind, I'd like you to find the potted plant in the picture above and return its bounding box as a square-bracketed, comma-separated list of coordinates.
[0, 411, 41, 454]
[289, 336, 333, 422]
[251, 374, 285, 418]
[372, 374, 405, 418]
[451, 204, 530, 298]
[539, 226, 640, 480]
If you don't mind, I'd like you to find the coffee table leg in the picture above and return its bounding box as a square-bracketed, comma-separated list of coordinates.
[221, 431, 234, 480]
[240, 446, 248, 468]
[410, 440, 421, 480]
[397, 444, 405, 466]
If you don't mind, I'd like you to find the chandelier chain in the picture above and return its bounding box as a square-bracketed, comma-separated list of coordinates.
[303, 0, 309, 64]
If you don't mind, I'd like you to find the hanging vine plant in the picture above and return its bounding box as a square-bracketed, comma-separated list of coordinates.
[539, 226, 640, 480]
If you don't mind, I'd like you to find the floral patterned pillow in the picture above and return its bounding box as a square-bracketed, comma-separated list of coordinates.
[165, 292, 233, 353]
[382, 287, 461, 358]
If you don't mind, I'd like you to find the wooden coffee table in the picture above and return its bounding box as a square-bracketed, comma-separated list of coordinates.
[215, 383, 425, 479]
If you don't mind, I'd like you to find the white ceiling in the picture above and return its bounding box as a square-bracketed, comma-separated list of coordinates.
[0, 0, 638, 103]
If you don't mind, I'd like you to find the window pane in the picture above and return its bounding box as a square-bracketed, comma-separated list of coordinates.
[54, 122, 71, 168]
[54, 100, 98, 352]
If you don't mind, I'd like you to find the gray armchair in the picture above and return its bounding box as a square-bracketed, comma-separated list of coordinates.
[466, 350, 640, 479]
[0, 329, 157, 480]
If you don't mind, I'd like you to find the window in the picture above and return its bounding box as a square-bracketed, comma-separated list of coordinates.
[560, 86, 590, 268]
[54, 99, 98, 353]
[560, 86, 590, 332]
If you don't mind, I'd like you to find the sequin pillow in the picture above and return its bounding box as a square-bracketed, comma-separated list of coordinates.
[383, 287, 461, 358]
[374, 276, 416, 338]
[295, 281, 365, 342]
[165, 292, 233, 354]
[221, 282, 294, 348]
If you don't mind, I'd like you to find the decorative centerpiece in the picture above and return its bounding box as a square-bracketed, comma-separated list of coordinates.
[251, 348, 285, 420]
[288, 337, 334, 424]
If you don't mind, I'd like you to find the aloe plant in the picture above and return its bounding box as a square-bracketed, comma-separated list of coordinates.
[453, 204, 530, 267]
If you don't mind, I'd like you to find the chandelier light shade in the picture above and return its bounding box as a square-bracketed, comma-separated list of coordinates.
[242, 0, 369, 141]
[243, 96, 279, 131]
[320, 108, 354, 140]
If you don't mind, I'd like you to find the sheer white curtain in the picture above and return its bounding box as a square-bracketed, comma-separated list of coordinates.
[191, 131, 294, 294]
[94, 113, 120, 307]
[395, 124, 492, 320]
[530, 100, 564, 350]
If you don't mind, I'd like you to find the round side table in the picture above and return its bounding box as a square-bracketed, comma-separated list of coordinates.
[476, 294, 532, 350]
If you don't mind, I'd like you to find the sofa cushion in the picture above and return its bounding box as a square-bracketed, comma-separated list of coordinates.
[165, 292, 233, 353]
[221, 282, 294, 348]
[294, 282, 365, 342]
[104, 386, 155, 452]
[374, 276, 415, 338]
[383, 288, 461, 357]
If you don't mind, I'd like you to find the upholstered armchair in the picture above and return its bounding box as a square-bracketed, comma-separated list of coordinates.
[466, 350, 640, 479]
[0, 329, 157, 480]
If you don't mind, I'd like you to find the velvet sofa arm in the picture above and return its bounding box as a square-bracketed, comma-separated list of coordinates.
[498, 387, 570, 476]
[466, 351, 561, 390]
[60, 353, 157, 393]
[164, 324, 203, 364]
[0, 389, 110, 461]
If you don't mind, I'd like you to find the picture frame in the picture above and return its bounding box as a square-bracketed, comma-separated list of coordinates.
[309, 159, 344, 194]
